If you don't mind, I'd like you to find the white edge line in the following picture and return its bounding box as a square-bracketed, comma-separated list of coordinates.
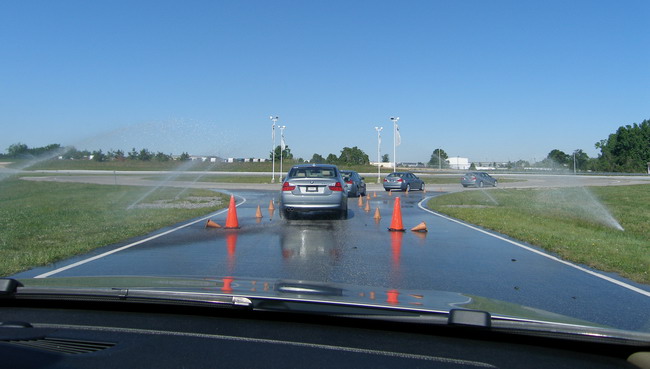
[417, 197, 650, 298]
[34, 195, 247, 279]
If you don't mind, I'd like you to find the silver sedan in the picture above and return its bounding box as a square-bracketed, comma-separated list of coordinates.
[280, 164, 348, 220]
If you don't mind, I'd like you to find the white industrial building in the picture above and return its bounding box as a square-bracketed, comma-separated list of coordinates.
[447, 157, 470, 170]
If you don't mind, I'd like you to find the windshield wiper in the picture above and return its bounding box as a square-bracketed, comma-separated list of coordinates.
[1, 278, 252, 309]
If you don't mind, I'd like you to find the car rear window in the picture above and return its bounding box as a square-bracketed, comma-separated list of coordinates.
[289, 167, 338, 178]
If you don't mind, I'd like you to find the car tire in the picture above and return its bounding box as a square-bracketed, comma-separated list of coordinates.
[281, 208, 292, 220]
[420, 183, 425, 191]
[493, 181, 498, 187]
[478, 181, 484, 188]
[406, 184, 411, 192]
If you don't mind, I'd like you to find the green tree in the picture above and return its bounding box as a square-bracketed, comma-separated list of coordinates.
[546, 149, 570, 168]
[128, 148, 138, 160]
[381, 154, 389, 163]
[338, 146, 369, 165]
[325, 153, 338, 164]
[594, 119, 650, 172]
[270, 145, 293, 161]
[428, 149, 448, 168]
[179, 152, 191, 161]
[154, 152, 171, 161]
[572, 149, 590, 171]
[469, 162, 477, 170]
[310, 153, 325, 163]
[138, 148, 153, 161]
[7, 143, 29, 157]
[91, 150, 106, 162]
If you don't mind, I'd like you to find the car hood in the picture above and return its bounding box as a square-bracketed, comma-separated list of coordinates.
[9, 275, 597, 324]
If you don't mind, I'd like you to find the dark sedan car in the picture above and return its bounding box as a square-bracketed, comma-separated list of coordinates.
[340, 170, 366, 197]
[461, 172, 498, 187]
[382, 172, 425, 192]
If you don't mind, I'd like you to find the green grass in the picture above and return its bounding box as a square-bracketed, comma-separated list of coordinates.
[426, 185, 650, 284]
[0, 178, 229, 277]
[144, 175, 274, 184]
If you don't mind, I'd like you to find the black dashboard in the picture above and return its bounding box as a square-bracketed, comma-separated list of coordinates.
[1, 299, 646, 369]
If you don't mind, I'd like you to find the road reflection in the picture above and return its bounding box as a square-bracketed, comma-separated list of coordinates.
[279, 220, 342, 260]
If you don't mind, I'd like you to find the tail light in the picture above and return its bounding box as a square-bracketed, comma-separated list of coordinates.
[397, 178, 403, 182]
[329, 182, 343, 191]
[282, 182, 296, 191]
[346, 180, 353, 184]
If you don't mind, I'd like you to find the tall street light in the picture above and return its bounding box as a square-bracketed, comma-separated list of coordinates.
[374, 126, 383, 183]
[270, 116, 278, 183]
[278, 125, 286, 182]
[390, 117, 400, 172]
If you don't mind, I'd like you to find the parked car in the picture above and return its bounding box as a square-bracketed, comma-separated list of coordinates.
[461, 172, 498, 187]
[340, 170, 366, 197]
[280, 164, 348, 219]
[382, 172, 425, 192]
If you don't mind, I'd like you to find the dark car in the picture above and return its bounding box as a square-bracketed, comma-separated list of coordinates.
[340, 170, 366, 197]
[280, 164, 348, 219]
[461, 172, 498, 187]
[382, 172, 425, 192]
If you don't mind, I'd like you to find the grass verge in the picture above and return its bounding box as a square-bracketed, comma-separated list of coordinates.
[0, 178, 229, 276]
[426, 185, 650, 284]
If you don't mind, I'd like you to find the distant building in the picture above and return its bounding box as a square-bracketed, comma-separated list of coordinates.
[448, 157, 470, 170]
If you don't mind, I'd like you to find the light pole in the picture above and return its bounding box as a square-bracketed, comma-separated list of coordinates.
[278, 125, 286, 182]
[390, 117, 400, 172]
[374, 126, 383, 183]
[270, 116, 278, 183]
[573, 150, 577, 175]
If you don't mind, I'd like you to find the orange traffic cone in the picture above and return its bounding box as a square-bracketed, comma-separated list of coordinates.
[205, 219, 221, 228]
[268, 199, 275, 211]
[364, 199, 371, 212]
[357, 195, 363, 207]
[389, 190, 393, 196]
[411, 221, 428, 232]
[388, 197, 405, 232]
[224, 195, 240, 229]
[373, 207, 381, 220]
[255, 205, 263, 218]
[373, 191, 377, 198]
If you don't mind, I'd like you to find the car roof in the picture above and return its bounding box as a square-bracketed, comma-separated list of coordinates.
[291, 164, 338, 169]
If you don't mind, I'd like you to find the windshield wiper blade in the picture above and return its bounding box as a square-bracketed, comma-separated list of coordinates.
[1, 278, 252, 309]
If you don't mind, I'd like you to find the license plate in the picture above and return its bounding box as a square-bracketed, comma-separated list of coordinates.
[306, 186, 318, 192]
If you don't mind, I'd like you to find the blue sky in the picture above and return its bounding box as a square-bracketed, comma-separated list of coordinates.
[2, 0, 648, 163]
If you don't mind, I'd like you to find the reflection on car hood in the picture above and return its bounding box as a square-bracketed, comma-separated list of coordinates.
[13, 275, 593, 325]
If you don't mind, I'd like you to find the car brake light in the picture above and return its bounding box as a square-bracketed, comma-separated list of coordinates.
[346, 180, 353, 184]
[282, 182, 296, 191]
[329, 182, 343, 191]
[397, 178, 403, 182]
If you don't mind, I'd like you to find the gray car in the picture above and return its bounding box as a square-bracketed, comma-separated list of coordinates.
[340, 170, 366, 197]
[280, 164, 348, 219]
[461, 172, 498, 187]
[382, 172, 425, 191]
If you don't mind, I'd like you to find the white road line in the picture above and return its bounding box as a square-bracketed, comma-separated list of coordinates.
[417, 197, 650, 298]
[35, 195, 247, 279]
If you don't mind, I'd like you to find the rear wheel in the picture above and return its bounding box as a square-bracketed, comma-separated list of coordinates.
[406, 184, 411, 192]
[493, 180, 498, 187]
[420, 183, 425, 191]
[478, 181, 484, 188]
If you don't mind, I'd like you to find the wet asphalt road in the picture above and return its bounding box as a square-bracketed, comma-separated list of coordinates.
[14, 186, 650, 332]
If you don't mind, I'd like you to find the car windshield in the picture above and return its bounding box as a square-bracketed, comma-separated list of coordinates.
[1, 0, 649, 346]
[289, 167, 337, 178]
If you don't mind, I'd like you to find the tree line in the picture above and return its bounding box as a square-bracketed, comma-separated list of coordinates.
[4, 118, 648, 172]
[1, 143, 190, 162]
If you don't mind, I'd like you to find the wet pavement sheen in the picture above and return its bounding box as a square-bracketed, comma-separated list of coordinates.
[13, 188, 650, 332]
